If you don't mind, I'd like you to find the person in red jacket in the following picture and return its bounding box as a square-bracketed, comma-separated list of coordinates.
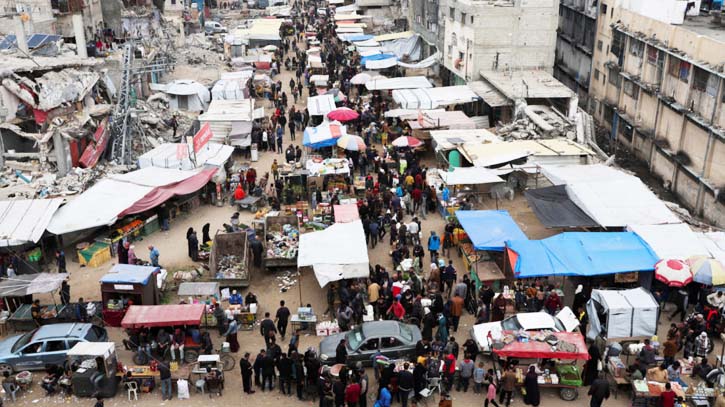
[544, 292, 562, 315]
[387, 296, 406, 320]
[659, 382, 676, 407]
[345, 379, 362, 407]
[234, 184, 246, 201]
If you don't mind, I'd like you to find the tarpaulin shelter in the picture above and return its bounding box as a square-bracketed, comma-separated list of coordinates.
[307, 94, 337, 116]
[392, 86, 480, 109]
[0, 273, 68, 297]
[506, 232, 659, 279]
[121, 304, 205, 328]
[303, 121, 347, 149]
[198, 99, 255, 147]
[493, 331, 590, 360]
[177, 282, 220, 297]
[438, 167, 504, 186]
[455, 210, 527, 252]
[137, 142, 234, 170]
[0, 199, 63, 247]
[628, 223, 709, 260]
[333, 204, 360, 223]
[47, 167, 217, 235]
[298, 220, 369, 287]
[360, 53, 396, 65]
[524, 185, 598, 229]
[586, 288, 659, 340]
[365, 76, 432, 91]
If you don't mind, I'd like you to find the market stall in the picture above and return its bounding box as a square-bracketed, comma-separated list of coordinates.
[67, 342, 120, 398]
[491, 330, 590, 401]
[426, 167, 504, 217]
[586, 287, 659, 342]
[0, 273, 69, 331]
[100, 264, 161, 327]
[178, 282, 220, 328]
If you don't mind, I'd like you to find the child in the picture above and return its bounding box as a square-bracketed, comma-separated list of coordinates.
[473, 362, 486, 393]
[485, 380, 500, 407]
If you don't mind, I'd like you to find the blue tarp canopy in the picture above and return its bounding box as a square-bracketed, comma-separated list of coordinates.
[99, 264, 159, 285]
[455, 210, 527, 251]
[507, 232, 658, 278]
[347, 34, 374, 42]
[360, 53, 396, 65]
[302, 121, 346, 149]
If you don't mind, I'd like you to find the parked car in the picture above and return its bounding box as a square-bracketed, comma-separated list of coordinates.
[319, 321, 421, 366]
[0, 323, 108, 373]
[470, 307, 579, 353]
[204, 21, 227, 34]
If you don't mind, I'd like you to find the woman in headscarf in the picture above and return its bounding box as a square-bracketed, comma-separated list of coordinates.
[187, 228, 199, 261]
[523, 366, 540, 406]
[202, 223, 211, 245]
[583, 342, 602, 386]
[573, 284, 588, 311]
[436, 313, 448, 343]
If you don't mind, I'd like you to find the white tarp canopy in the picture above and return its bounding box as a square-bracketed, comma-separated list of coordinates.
[307, 94, 337, 116]
[0, 273, 69, 297]
[365, 57, 397, 70]
[298, 220, 369, 287]
[628, 223, 709, 260]
[365, 76, 432, 91]
[384, 108, 445, 118]
[586, 288, 659, 340]
[211, 72, 252, 101]
[137, 142, 234, 170]
[47, 167, 203, 235]
[429, 129, 501, 152]
[697, 232, 725, 266]
[248, 19, 282, 41]
[67, 342, 115, 358]
[542, 164, 680, 227]
[397, 52, 440, 69]
[438, 167, 504, 186]
[392, 86, 480, 109]
[198, 99, 255, 147]
[0, 199, 63, 247]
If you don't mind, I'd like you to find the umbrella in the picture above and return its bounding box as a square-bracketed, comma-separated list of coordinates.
[350, 73, 372, 85]
[391, 136, 423, 148]
[689, 256, 725, 286]
[654, 259, 692, 287]
[337, 134, 366, 151]
[328, 107, 359, 122]
[262, 45, 278, 51]
[371, 75, 387, 80]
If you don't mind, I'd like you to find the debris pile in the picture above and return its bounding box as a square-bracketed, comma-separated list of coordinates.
[266, 224, 299, 259]
[0, 163, 128, 199]
[215, 254, 249, 280]
[135, 98, 196, 144]
[276, 270, 300, 293]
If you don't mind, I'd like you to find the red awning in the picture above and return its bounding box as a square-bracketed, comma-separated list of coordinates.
[493, 331, 590, 360]
[333, 204, 360, 223]
[118, 167, 217, 216]
[79, 119, 109, 168]
[254, 61, 271, 70]
[121, 304, 205, 328]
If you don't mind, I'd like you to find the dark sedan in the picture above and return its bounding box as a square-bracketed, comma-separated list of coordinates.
[319, 320, 422, 366]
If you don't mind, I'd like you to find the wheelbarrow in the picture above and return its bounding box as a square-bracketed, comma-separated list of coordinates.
[235, 194, 267, 212]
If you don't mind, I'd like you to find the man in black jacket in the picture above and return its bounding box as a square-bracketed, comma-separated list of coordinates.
[277, 353, 292, 395]
[588, 373, 611, 407]
[240, 352, 255, 394]
[260, 312, 277, 348]
[398, 363, 414, 407]
[253, 350, 266, 388]
[335, 339, 348, 364]
[262, 351, 276, 391]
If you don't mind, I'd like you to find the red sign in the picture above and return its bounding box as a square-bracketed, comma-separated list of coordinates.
[79, 119, 109, 168]
[176, 143, 189, 160]
[193, 123, 213, 153]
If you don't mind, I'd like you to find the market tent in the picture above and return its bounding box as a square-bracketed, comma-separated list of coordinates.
[303, 121, 347, 148]
[407, 111, 477, 130]
[506, 232, 659, 279]
[365, 57, 398, 70]
[100, 264, 159, 285]
[121, 304, 205, 328]
[178, 282, 220, 297]
[429, 129, 501, 152]
[47, 167, 211, 235]
[365, 76, 432, 91]
[628, 223, 709, 260]
[524, 185, 599, 228]
[307, 94, 337, 116]
[385, 108, 445, 119]
[392, 86, 480, 109]
[67, 342, 115, 358]
[333, 204, 360, 223]
[697, 232, 725, 266]
[542, 164, 680, 227]
[298, 220, 369, 287]
[438, 167, 504, 186]
[305, 158, 350, 176]
[0, 199, 63, 247]
[455, 210, 527, 251]
[586, 288, 659, 340]
[493, 331, 589, 360]
[0, 273, 69, 297]
[137, 142, 234, 170]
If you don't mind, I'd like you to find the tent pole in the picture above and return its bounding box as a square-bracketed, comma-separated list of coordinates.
[298, 267, 303, 307]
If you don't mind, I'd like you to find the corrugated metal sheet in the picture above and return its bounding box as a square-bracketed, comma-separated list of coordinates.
[0, 199, 63, 247]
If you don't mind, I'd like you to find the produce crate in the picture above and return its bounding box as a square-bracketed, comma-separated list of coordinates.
[77, 242, 111, 267]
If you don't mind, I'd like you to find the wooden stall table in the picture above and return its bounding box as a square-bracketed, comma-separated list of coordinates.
[631, 380, 687, 406]
[9, 304, 66, 332]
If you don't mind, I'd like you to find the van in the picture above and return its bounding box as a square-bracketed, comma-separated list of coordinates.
[204, 21, 227, 34]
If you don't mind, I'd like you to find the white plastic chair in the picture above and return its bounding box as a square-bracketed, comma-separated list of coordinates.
[126, 381, 138, 401]
[195, 379, 206, 394]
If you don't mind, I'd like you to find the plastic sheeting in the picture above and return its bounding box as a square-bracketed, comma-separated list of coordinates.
[121, 304, 205, 328]
[298, 220, 369, 287]
[178, 282, 220, 297]
[586, 288, 659, 340]
[392, 86, 479, 109]
[365, 76, 432, 91]
[380, 34, 422, 61]
[493, 331, 590, 360]
[698, 232, 725, 266]
[438, 167, 504, 186]
[628, 223, 709, 260]
[67, 342, 115, 358]
[365, 57, 398, 70]
[138, 142, 234, 170]
[307, 94, 337, 116]
[456, 210, 527, 251]
[542, 164, 680, 227]
[0, 273, 69, 297]
[0, 199, 63, 247]
[397, 52, 440, 69]
[524, 185, 598, 228]
[303, 121, 347, 148]
[100, 264, 160, 285]
[507, 232, 659, 279]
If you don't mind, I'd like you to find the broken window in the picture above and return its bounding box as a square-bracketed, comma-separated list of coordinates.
[461, 12, 466, 24]
[667, 57, 690, 83]
[51, 0, 85, 13]
[623, 80, 638, 99]
[597, 40, 603, 51]
[603, 104, 614, 123]
[470, 15, 474, 24]
[610, 30, 625, 62]
[594, 69, 600, 81]
[646, 46, 659, 65]
[608, 67, 621, 88]
[693, 67, 719, 96]
[629, 39, 644, 57]
[619, 120, 633, 142]
[449, 7, 454, 20]
[600, 2, 607, 15]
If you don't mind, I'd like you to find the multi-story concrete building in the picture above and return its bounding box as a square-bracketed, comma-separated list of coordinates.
[409, 0, 440, 58]
[554, 0, 598, 109]
[441, 0, 559, 85]
[589, 0, 725, 227]
[0, 0, 103, 37]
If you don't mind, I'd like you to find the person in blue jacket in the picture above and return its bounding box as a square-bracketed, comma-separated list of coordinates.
[428, 231, 441, 263]
[376, 383, 392, 407]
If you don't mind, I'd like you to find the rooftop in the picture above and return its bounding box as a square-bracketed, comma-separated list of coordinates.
[681, 13, 725, 43]
[480, 70, 575, 101]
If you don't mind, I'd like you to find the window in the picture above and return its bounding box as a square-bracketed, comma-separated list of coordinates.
[382, 338, 403, 348]
[171, 0, 176, 4]
[608, 67, 621, 88]
[611, 31, 625, 59]
[619, 121, 633, 142]
[629, 40, 644, 57]
[461, 12, 466, 24]
[449, 7, 454, 20]
[602, 74, 606, 84]
[450, 32, 457, 46]
[45, 340, 67, 352]
[594, 69, 600, 81]
[20, 343, 42, 355]
[693, 67, 709, 91]
[470, 15, 474, 24]
[597, 40, 603, 51]
[600, 3, 607, 15]
[360, 338, 379, 351]
[646, 46, 659, 65]
[623, 80, 638, 99]
[668, 57, 690, 82]
[603, 105, 614, 123]
[447, 45, 452, 56]
[458, 51, 464, 61]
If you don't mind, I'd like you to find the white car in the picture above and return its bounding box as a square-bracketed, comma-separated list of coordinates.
[470, 306, 580, 353]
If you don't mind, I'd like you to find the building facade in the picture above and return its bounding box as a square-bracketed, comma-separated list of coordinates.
[441, 0, 559, 85]
[409, 0, 440, 57]
[589, 1, 725, 227]
[554, 0, 597, 109]
[0, 0, 103, 37]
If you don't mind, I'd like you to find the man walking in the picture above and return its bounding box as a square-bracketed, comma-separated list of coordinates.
[275, 300, 291, 340]
[588, 373, 611, 407]
[261, 312, 277, 347]
[159, 362, 172, 401]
